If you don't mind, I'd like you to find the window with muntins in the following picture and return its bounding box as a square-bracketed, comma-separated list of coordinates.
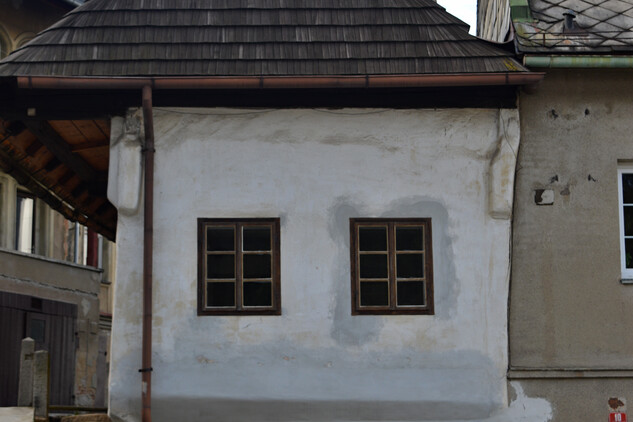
[198, 218, 280, 315]
[618, 167, 633, 279]
[350, 218, 434, 315]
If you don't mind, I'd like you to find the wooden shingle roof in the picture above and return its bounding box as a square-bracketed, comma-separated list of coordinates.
[0, 0, 528, 76]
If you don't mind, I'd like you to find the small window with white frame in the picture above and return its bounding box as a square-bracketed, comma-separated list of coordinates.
[618, 166, 633, 280]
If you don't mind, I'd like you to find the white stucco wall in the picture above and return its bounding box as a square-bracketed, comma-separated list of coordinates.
[108, 107, 545, 422]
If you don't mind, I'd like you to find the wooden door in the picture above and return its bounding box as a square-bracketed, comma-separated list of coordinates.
[0, 291, 77, 406]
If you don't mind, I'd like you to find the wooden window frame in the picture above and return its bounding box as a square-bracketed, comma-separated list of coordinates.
[198, 218, 281, 316]
[350, 218, 434, 315]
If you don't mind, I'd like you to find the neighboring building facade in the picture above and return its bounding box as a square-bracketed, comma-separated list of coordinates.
[0, 1, 551, 421]
[0, 0, 112, 408]
[479, 0, 633, 420]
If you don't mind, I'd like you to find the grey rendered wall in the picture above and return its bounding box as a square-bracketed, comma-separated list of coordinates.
[108, 107, 544, 422]
[510, 68, 633, 420]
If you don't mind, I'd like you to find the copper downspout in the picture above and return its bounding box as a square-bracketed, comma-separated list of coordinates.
[16, 72, 545, 91]
[140, 85, 155, 422]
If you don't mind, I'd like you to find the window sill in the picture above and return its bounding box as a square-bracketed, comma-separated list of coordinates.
[620, 278, 633, 285]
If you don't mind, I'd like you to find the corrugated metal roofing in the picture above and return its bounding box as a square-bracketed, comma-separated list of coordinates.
[0, 0, 528, 76]
[515, 0, 633, 53]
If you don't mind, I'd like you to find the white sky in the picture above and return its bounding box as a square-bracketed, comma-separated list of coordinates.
[437, 0, 477, 35]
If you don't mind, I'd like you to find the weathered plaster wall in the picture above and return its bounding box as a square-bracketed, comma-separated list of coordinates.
[510, 69, 633, 420]
[109, 107, 541, 421]
[0, 248, 102, 405]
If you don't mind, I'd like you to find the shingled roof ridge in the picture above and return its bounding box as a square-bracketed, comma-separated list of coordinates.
[35, 8, 469, 32]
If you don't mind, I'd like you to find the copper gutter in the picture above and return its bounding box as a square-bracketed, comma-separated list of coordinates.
[140, 85, 154, 422]
[16, 72, 544, 90]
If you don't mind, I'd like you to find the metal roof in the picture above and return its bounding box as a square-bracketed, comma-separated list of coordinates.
[514, 0, 633, 53]
[0, 0, 528, 76]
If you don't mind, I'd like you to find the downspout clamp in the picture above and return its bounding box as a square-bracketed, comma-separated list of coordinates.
[140, 85, 155, 422]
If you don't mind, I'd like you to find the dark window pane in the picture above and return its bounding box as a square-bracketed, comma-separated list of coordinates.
[359, 227, 387, 251]
[396, 254, 424, 278]
[207, 254, 235, 279]
[360, 281, 389, 306]
[623, 174, 633, 204]
[625, 206, 633, 236]
[243, 254, 271, 278]
[30, 319, 46, 343]
[360, 254, 388, 278]
[243, 226, 271, 251]
[397, 282, 425, 306]
[207, 227, 235, 251]
[207, 282, 235, 307]
[243, 281, 272, 307]
[626, 239, 633, 269]
[396, 227, 423, 251]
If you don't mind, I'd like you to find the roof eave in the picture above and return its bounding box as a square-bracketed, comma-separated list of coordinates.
[14, 73, 545, 90]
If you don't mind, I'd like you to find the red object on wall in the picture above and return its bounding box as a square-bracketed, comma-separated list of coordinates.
[611, 413, 627, 422]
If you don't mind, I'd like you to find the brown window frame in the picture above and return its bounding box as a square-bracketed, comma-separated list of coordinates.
[198, 218, 281, 316]
[350, 218, 434, 315]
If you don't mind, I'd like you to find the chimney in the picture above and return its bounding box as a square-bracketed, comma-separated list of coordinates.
[563, 9, 578, 32]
